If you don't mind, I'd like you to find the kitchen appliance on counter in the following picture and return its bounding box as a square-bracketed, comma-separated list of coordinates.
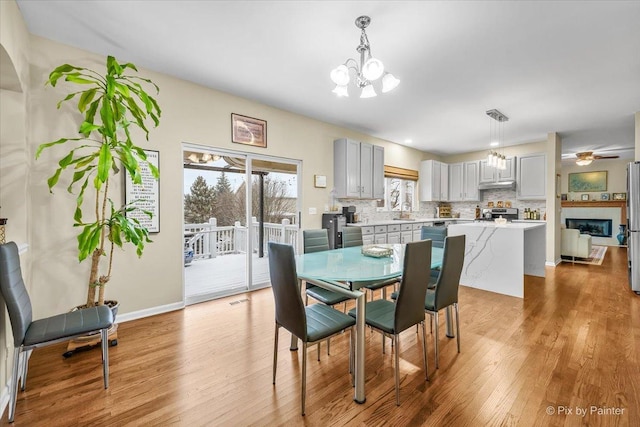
[627, 161, 640, 295]
[342, 205, 356, 224]
[480, 208, 519, 221]
[322, 213, 346, 249]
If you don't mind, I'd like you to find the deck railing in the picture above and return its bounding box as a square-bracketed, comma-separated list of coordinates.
[185, 218, 299, 260]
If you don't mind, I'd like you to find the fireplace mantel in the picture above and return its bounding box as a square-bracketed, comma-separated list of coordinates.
[561, 201, 626, 224]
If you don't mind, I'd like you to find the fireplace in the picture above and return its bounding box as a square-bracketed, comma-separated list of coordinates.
[565, 218, 613, 237]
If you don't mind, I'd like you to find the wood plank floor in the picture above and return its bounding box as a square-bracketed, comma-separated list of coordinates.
[3, 247, 638, 426]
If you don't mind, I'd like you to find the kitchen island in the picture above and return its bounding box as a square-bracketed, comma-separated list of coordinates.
[447, 222, 546, 298]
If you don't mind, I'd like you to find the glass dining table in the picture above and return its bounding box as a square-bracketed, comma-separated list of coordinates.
[294, 243, 444, 404]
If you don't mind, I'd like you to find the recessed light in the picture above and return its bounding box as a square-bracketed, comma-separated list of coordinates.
[490, 141, 499, 147]
[404, 139, 412, 144]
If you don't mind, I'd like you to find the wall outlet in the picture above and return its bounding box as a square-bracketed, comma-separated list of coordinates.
[309, 207, 317, 215]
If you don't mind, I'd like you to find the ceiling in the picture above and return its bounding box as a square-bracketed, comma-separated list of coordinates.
[16, 1, 640, 161]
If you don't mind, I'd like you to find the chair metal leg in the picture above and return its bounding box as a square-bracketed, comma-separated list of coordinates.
[327, 338, 330, 356]
[455, 303, 461, 353]
[302, 342, 307, 416]
[9, 348, 20, 423]
[101, 328, 109, 389]
[21, 350, 28, 391]
[350, 327, 355, 386]
[273, 324, 279, 384]
[421, 321, 429, 381]
[434, 311, 440, 369]
[394, 334, 400, 406]
[382, 332, 385, 354]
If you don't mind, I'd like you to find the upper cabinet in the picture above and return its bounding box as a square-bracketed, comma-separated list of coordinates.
[517, 153, 546, 200]
[448, 161, 479, 201]
[334, 138, 385, 199]
[463, 160, 480, 201]
[479, 157, 516, 183]
[419, 160, 448, 201]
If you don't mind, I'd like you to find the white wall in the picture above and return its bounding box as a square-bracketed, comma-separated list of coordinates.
[561, 158, 629, 201]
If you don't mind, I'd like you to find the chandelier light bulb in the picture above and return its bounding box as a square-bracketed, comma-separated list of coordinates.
[332, 84, 349, 97]
[330, 65, 350, 86]
[360, 84, 377, 98]
[382, 72, 400, 93]
[576, 159, 593, 166]
[362, 57, 385, 81]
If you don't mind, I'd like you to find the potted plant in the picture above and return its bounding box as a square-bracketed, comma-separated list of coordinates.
[37, 56, 161, 310]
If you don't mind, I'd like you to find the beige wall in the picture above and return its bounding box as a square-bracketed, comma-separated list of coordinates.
[561, 158, 629, 200]
[546, 133, 562, 265]
[441, 140, 547, 164]
[0, 0, 29, 90]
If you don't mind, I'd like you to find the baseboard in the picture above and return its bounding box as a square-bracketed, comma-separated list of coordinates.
[116, 301, 185, 323]
[546, 259, 562, 267]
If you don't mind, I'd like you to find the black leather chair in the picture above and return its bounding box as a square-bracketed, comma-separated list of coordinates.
[348, 239, 432, 405]
[341, 227, 399, 300]
[268, 242, 355, 416]
[421, 225, 448, 286]
[0, 242, 114, 423]
[424, 235, 465, 369]
[303, 230, 350, 309]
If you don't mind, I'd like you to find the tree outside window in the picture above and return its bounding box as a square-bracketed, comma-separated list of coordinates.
[385, 178, 415, 211]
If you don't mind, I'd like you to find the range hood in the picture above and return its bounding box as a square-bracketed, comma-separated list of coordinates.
[478, 180, 516, 191]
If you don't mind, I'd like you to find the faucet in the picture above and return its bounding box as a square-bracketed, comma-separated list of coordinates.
[399, 202, 412, 219]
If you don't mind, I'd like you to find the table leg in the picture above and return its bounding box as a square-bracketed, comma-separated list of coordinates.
[354, 291, 366, 403]
[445, 306, 455, 338]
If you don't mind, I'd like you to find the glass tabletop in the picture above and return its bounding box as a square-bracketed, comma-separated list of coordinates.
[296, 243, 443, 283]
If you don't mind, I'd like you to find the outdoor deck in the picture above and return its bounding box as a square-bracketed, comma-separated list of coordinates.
[185, 253, 271, 304]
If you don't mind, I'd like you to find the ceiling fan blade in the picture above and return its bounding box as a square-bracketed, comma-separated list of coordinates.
[593, 155, 620, 159]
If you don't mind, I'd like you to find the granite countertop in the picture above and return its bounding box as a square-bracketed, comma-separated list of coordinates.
[349, 218, 476, 226]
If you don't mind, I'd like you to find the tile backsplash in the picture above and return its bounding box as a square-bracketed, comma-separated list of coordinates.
[337, 188, 546, 222]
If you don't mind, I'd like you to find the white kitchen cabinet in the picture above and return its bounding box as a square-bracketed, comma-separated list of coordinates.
[401, 231, 413, 243]
[374, 234, 387, 244]
[480, 157, 516, 183]
[334, 138, 385, 199]
[448, 163, 464, 201]
[363, 235, 374, 245]
[517, 153, 546, 200]
[387, 232, 401, 243]
[419, 160, 448, 201]
[448, 160, 480, 202]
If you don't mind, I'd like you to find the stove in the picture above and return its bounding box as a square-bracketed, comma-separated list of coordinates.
[480, 208, 519, 221]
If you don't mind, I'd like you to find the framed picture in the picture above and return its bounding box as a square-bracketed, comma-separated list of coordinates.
[231, 113, 267, 148]
[581, 194, 590, 201]
[601, 193, 610, 201]
[314, 175, 327, 188]
[613, 192, 627, 201]
[568, 171, 607, 192]
[561, 193, 568, 201]
[124, 149, 160, 233]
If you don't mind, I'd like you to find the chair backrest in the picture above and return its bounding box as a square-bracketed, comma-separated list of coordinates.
[342, 227, 363, 248]
[421, 226, 447, 248]
[394, 239, 432, 333]
[433, 235, 465, 310]
[303, 229, 330, 254]
[0, 242, 33, 347]
[268, 242, 306, 340]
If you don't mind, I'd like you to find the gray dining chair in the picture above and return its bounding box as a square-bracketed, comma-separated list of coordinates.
[348, 239, 432, 405]
[424, 235, 465, 369]
[0, 242, 114, 423]
[303, 230, 350, 310]
[341, 226, 399, 300]
[421, 225, 448, 286]
[303, 229, 352, 357]
[268, 242, 355, 416]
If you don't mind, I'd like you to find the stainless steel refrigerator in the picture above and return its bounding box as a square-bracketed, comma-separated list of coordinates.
[628, 161, 640, 295]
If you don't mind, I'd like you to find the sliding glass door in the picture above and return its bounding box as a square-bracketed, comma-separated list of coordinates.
[183, 145, 301, 304]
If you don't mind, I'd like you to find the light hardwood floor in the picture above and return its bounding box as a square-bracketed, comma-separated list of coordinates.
[3, 247, 638, 426]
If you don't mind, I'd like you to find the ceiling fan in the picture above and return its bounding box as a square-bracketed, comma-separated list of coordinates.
[575, 151, 619, 166]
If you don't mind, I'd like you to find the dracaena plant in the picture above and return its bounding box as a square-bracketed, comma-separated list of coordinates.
[37, 56, 161, 307]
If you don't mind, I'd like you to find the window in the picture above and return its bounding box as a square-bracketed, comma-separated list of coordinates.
[385, 178, 415, 211]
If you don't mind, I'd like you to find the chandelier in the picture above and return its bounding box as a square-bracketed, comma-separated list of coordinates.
[486, 109, 509, 170]
[330, 16, 400, 98]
